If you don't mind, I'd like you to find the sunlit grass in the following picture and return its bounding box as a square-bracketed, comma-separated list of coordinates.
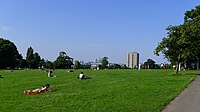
[0, 69, 198, 112]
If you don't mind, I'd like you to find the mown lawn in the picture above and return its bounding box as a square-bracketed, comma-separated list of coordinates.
[0, 69, 198, 112]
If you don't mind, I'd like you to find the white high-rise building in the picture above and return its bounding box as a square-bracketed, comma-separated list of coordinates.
[126, 52, 139, 68]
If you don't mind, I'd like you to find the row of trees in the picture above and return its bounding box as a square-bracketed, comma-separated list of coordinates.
[24, 48, 73, 69]
[0, 38, 73, 69]
[0, 37, 185, 70]
[73, 57, 163, 70]
[0, 38, 119, 70]
[0, 38, 116, 70]
[154, 5, 200, 74]
[26, 49, 73, 69]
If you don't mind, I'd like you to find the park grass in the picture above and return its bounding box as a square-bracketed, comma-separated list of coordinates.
[0, 69, 199, 112]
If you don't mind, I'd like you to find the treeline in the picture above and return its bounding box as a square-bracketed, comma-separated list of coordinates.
[0, 38, 168, 70]
[0, 38, 73, 69]
[0, 38, 126, 70]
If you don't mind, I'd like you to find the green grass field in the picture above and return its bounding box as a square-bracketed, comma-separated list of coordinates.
[0, 69, 199, 112]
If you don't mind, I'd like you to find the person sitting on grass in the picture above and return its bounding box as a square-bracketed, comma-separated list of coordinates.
[77, 72, 91, 80]
[48, 69, 56, 77]
[24, 84, 53, 94]
[77, 72, 85, 80]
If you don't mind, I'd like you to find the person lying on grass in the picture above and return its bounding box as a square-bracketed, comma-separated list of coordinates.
[77, 72, 91, 80]
[24, 84, 54, 94]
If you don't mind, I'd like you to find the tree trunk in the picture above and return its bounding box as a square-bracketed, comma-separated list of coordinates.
[176, 62, 179, 74]
[176, 54, 182, 74]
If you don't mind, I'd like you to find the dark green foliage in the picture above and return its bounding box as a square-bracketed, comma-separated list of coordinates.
[54, 55, 68, 69]
[54, 51, 73, 69]
[155, 5, 200, 74]
[45, 60, 54, 69]
[121, 65, 130, 69]
[144, 59, 156, 69]
[108, 64, 122, 69]
[166, 64, 173, 69]
[81, 64, 91, 69]
[32, 52, 41, 68]
[74, 60, 81, 69]
[26, 47, 41, 69]
[26, 47, 34, 68]
[184, 5, 200, 22]
[155, 64, 161, 69]
[101, 57, 108, 69]
[0, 38, 20, 69]
[18, 59, 27, 68]
[39, 58, 45, 67]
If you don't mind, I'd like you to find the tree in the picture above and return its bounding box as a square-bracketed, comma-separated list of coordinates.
[26, 47, 41, 69]
[45, 60, 54, 69]
[26, 47, 34, 68]
[183, 6, 200, 60]
[121, 65, 129, 69]
[155, 5, 200, 74]
[32, 52, 41, 68]
[109, 64, 122, 69]
[155, 25, 185, 73]
[154, 64, 160, 69]
[184, 5, 200, 22]
[39, 58, 45, 68]
[74, 60, 81, 69]
[81, 64, 90, 69]
[101, 57, 108, 69]
[18, 54, 27, 68]
[143, 59, 156, 69]
[54, 51, 73, 69]
[0, 38, 21, 69]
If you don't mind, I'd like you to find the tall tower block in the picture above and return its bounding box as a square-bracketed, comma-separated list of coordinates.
[126, 52, 139, 68]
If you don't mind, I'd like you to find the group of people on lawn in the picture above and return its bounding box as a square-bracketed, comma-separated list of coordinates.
[48, 69, 88, 80]
[24, 71, 88, 94]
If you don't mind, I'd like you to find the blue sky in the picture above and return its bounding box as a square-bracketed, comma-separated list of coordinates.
[0, 0, 199, 64]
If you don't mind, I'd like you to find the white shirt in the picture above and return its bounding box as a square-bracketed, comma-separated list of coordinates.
[32, 86, 47, 92]
[79, 73, 84, 79]
[40, 86, 47, 91]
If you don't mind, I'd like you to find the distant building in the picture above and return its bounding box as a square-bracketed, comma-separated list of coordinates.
[91, 62, 101, 70]
[126, 52, 139, 68]
[90, 58, 102, 70]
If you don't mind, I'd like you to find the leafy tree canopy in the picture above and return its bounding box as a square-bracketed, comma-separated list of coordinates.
[74, 60, 81, 69]
[26, 47, 41, 69]
[155, 5, 200, 73]
[101, 57, 109, 69]
[143, 59, 156, 69]
[54, 51, 73, 69]
[0, 38, 20, 69]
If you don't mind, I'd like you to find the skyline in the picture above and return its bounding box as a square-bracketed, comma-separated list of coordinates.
[1, 0, 199, 64]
